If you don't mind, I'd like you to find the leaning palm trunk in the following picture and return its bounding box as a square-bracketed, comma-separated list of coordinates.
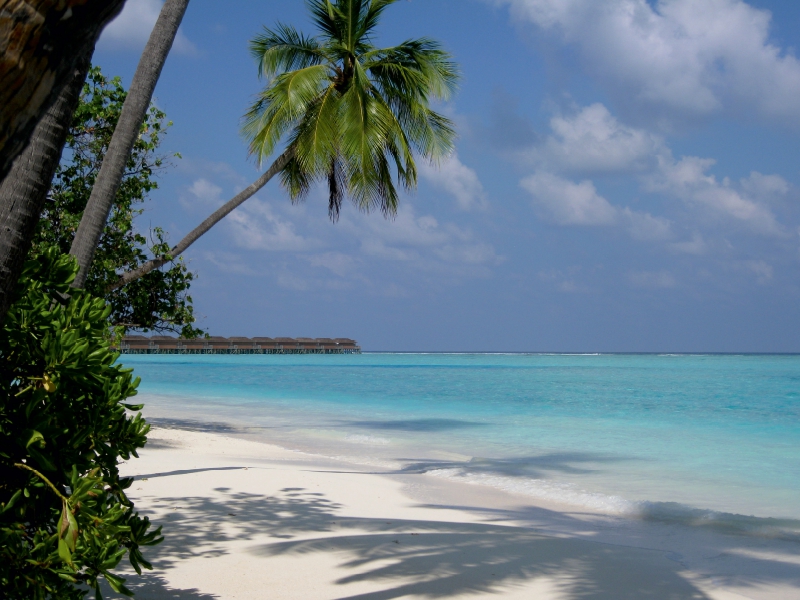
[69, 0, 190, 289]
[0, 47, 92, 324]
[0, 0, 126, 183]
[113, 0, 459, 294]
[108, 149, 292, 292]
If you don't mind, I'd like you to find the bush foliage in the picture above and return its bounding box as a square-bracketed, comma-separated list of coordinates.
[0, 249, 161, 599]
[32, 66, 203, 338]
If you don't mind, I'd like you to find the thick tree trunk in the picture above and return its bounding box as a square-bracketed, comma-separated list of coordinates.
[69, 0, 190, 289]
[0, 46, 91, 323]
[0, 0, 126, 183]
[108, 149, 293, 292]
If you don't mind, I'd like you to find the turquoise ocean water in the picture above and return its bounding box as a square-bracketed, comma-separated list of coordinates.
[125, 353, 800, 532]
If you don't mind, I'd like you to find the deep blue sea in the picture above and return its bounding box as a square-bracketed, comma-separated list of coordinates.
[124, 353, 800, 531]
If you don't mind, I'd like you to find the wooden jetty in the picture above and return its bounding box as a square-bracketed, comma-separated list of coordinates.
[117, 336, 361, 354]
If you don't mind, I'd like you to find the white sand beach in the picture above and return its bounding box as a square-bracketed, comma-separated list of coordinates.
[113, 425, 800, 600]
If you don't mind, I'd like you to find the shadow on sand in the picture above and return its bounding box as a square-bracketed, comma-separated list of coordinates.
[106, 484, 800, 599]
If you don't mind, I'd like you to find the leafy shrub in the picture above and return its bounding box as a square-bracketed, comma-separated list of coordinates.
[32, 66, 202, 338]
[0, 249, 161, 599]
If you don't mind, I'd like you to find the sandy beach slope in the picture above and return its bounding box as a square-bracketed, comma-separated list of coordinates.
[110, 426, 800, 599]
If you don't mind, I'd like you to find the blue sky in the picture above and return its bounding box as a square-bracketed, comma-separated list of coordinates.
[93, 0, 800, 351]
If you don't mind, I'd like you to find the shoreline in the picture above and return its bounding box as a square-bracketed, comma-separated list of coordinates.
[112, 423, 800, 599]
[137, 395, 800, 526]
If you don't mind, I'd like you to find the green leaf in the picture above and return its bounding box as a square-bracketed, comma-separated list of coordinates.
[103, 571, 133, 596]
[58, 536, 73, 566]
[25, 429, 45, 449]
[1, 489, 22, 513]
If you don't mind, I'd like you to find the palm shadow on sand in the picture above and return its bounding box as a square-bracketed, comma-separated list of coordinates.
[110, 483, 800, 599]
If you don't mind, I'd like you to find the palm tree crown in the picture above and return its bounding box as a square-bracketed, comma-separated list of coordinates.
[243, 0, 459, 220]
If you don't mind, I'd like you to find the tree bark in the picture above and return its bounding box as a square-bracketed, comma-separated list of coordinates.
[0, 0, 126, 183]
[69, 0, 190, 289]
[0, 46, 91, 323]
[108, 149, 293, 292]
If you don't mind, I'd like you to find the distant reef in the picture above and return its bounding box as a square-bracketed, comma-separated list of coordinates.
[116, 336, 361, 354]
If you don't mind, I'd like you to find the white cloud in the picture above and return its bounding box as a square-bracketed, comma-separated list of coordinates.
[276, 273, 311, 291]
[419, 154, 488, 211]
[187, 177, 502, 286]
[345, 204, 502, 270]
[308, 252, 358, 277]
[521, 171, 674, 243]
[647, 156, 784, 235]
[201, 251, 256, 276]
[99, 0, 195, 54]
[496, 0, 800, 125]
[621, 208, 673, 242]
[182, 178, 222, 209]
[629, 270, 677, 289]
[531, 103, 664, 173]
[740, 172, 790, 199]
[670, 233, 708, 255]
[520, 101, 789, 242]
[355, 209, 450, 249]
[743, 259, 773, 284]
[521, 172, 618, 225]
[227, 200, 316, 252]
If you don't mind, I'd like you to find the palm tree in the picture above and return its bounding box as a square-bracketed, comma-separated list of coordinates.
[0, 0, 126, 183]
[69, 0, 191, 289]
[0, 47, 92, 324]
[0, 0, 126, 324]
[109, 0, 458, 291]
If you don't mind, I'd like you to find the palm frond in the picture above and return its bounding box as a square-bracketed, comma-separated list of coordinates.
[293, 84, 342, 174]
[280, 153, 314, 202]
[370, 90, 416, 190]
[360, 0, 399, 39]
[341, 0, 367, 51]
[246, 0, 460, 221]
[242, 64, 330, 163]
[250, 23, 327, 80]
[327, 155, 347, 220]
[339, 61, 390, 169]
[364, 39, 459, 101]
[396, 101, 456, 161]
[340, 84, 395, 214]
[306, 0, 339, 40]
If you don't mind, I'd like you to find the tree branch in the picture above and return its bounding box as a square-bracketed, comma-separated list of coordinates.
[107, 148, 293, 292]
[14, 463, 68, 502]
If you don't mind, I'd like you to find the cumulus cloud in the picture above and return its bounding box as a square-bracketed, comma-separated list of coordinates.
[521, 172, 618, 225]
[530, 103, 664, 173]
[227, 200, 316, 252]
[345, 204, 502, 270]
[182, 178, 222, 209]
[522, 171, 675, 243]
[495, 0, 800, 125]
[621, 208, 673, 242]
[743, 259, 773, 284]
[647, 155, 784, 235]
[740, 172, 790, 199]
[99, 0, 195, 54]
[419, 154, 488, 211]
[670, 233, 708, 255]
[183, 169, 503, 288]
[519, 102, 787, 239]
